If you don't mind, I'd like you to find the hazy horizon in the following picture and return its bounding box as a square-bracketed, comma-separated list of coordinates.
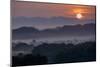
[12, 1, 96, 30]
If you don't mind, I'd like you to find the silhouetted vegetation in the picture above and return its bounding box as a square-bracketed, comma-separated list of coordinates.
[12, 41, 96, 66]
[12, 53, 48, 66]
[53, 41, 96, 63]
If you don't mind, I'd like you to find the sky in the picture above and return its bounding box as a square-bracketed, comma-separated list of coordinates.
[12, 1, 96, 30]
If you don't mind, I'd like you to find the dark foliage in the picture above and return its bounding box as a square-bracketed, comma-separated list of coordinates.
[53, 41, 96, 63]
[12, 53, 48, 66]
[12, 41, 96, 66]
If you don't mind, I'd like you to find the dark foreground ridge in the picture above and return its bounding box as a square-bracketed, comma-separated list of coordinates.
[12, 41, 96, 67]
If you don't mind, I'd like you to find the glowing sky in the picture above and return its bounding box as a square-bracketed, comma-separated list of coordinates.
[12, 1, 96, 29]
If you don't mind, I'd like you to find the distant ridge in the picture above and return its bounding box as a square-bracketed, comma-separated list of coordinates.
[12, 23, 95, 40]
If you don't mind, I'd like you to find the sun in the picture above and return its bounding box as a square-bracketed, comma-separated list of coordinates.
[76, 13, 83, 19]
